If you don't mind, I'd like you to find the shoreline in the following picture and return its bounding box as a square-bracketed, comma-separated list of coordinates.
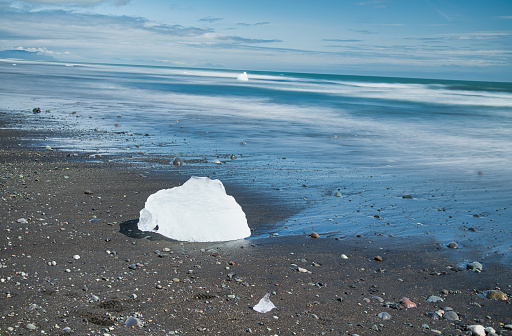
[1, 122, 512, 335]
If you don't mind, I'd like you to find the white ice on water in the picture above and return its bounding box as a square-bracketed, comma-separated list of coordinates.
[237, 71, 249, 81]
[138, 176, 250, 242]
[253, 292, 276, 313]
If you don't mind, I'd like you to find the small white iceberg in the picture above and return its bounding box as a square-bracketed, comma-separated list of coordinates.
[237, 71, 249, 81]
[138, 176, 250, 242]
[253, 292, 276, 313]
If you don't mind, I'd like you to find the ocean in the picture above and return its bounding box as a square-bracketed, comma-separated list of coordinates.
[1, 60, 511, 260]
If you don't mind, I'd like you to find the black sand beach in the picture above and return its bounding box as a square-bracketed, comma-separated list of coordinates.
[1, 116, 512, 335]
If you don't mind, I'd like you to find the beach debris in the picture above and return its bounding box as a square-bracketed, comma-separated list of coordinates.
[237, 71, 249, 81]
[400, 297, 417, 308]
[466, 261, 483, 272]
[138, 176, 250, 242]
[172, 157, 182, 166]
[253, 293, 276, 313]
[125, 316, 143, 327]
[468, 325, 486, 336]
[484, 290, 508, 300]
[32, 107, 41, 113]
[447, 241, 459, 249]
[310, 232, 320, 238]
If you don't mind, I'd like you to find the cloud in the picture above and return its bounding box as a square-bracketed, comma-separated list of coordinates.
[199, 16, 223, 23]
[7, 0, 129, 6]
[0, 6, 282, 67]
[357, 0, 388, 8]
[16, 46, 69, 55]
[323, 39, 363, 43]
[237, 22, 270, 27]
[217, 36, 282, 44]
[413, 32, 512, 42]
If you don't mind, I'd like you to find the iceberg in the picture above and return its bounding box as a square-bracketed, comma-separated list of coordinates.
[253, 292, 276, 313]
[138, 176, 250, 242]
[237, 72, 249, 81]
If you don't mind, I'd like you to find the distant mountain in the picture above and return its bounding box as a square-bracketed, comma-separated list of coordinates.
[0, 50, 56, 61]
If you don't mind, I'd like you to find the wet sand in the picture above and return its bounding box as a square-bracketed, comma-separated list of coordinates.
[1, 124, 511, 335]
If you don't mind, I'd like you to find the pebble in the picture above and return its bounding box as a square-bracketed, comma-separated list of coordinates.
[125, 316, 143, 327]
[504, 324, 512, 330]
[374, 256, 383, 262]
[17, 218, 28, 224]
[26, 323, 37, 330]
[212, 159, 221, 164]
[334, 191, 342, 197]
[468, 325, 485, 336]
[485, 290, 508, 300]
[400, 297, 417, 308]
[377, 312, 391, 320]
[485, 327, 496, 334]
[310, 232, 320, 238]
[340, 254, 349, 259]
[426, 311, 439, 320]
[62, 327, 72, 333]
[443, 311, 459, 321]
[73, 254, 80, 260]
[427, 295, 444, 302]
[172, 157, 182, 166]
[447, 241, 459, 249]
[467, 261, 483, 272]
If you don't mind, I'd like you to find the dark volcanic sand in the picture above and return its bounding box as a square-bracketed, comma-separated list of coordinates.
[1, 126, 512, 336]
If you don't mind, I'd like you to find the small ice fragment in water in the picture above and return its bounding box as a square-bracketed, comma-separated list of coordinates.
[253, 292, 276, 313]
[138, 176, 250, 242]
[237, 72, 249, 81]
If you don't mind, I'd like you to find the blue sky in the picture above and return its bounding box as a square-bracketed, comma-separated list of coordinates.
[1, 0, 512, 81]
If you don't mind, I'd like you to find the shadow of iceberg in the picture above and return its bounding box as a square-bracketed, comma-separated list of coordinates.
[119, 219, 174, 241]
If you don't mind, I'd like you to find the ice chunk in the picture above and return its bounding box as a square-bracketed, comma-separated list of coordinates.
[253, 292, 276, 313]
[138, 176, 250, 242]
[237, 71, 248, 81]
